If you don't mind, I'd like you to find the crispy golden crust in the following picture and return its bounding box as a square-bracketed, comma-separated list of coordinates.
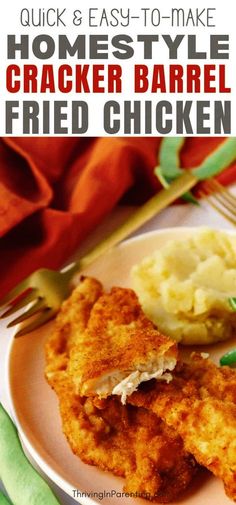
[129, 354, 236, 502]
[45, 277, 103, 379]
[67, 285, 177, 396]
[50, 372, 198, 503]
[45, 277, 197, 503]
[180, 353, 236, 404]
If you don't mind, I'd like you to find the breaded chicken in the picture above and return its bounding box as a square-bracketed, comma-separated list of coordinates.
[49, 371, 198, 503]
[45, 278, 198, 503]
[45, 277, 103, 381]
[67, 283, 177, 403]
[179, 353, 236, 404]
[129, 354, 236, 502]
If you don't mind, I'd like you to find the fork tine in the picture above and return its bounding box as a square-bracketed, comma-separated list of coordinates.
[199, 189, 236, 226]
[212, 195, 236, 216]
[0, 279, 30, 307]
[206, 191, 236, 216]
[203, 181, 236, 215]
[14, 309, 55, 337]
[0, 289, 39, 319]
[205, 179, 236, 206]
[7, 298, 46, 328]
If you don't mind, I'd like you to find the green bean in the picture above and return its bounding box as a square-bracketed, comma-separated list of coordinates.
[154, 166, 170, 188]
[0, 404, 61, 505]
[159, 138, 184, 179]
[220, 349, 236, 367]
[228, 297, 236, 311]
[0, 490, 12, 504]
[156, 137, 236, 205]
[156, 138, 198, 204]
[193, 138, 236, 180]
[158, 137, 236, 184]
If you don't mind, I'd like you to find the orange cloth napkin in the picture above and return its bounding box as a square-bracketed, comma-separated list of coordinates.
[0, 137, 235, 298]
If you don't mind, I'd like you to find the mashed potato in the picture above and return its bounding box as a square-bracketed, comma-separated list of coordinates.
[131, 229, 236, 345]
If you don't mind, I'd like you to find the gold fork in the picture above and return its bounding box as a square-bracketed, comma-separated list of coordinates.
[199, 179, 236, 226]
[0, 171, 197, 337]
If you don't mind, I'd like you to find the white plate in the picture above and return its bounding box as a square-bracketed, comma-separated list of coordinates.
[5, 227, 236, 505]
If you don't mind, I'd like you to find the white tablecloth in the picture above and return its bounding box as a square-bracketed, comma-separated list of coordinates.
[0, 192, 235, 505]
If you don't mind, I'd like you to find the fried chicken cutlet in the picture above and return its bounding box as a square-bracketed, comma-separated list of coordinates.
[45, 277, 198, 503]
[50, 372, 197, 503]
[45, 276, 103, 381]
[129, 354, 236, 502]
[67, 281, 177, 403]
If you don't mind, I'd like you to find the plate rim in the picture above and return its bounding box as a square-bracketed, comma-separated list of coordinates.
[4, 225, 235, 505]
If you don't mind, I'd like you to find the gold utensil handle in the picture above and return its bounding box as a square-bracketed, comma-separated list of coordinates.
[66, 171, 198, 274]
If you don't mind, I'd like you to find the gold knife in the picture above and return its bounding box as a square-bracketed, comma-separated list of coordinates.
[0, 171, 198, 335]
[79, 171, 198, 269]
